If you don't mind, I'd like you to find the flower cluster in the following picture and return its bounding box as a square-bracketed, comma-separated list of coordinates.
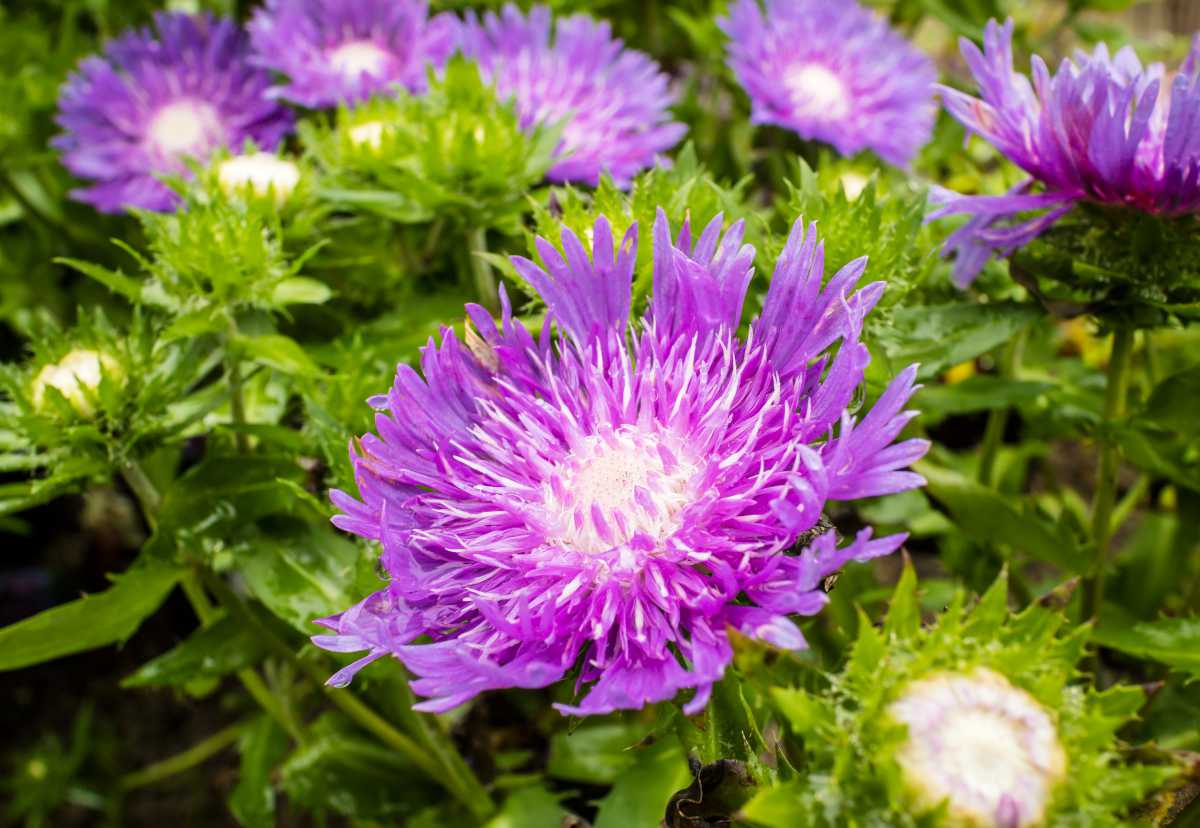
[54, 12, 293, 213]
[459, 4, 686, 185]
[314, 211, 927, 715]
[248, 0, 459, 108]
[934, 19, 1200, 287]
[720, 0, 936, 166]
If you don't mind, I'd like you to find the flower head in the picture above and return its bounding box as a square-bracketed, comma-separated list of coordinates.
[248, 0, 458, 108]
[32, 349, 122, 417]
[889, 669, 1067, 827]
[719, 0, 936, 166]
[934, 19, 1200, 287]
[315, 211, 928, 716]
[54, 12, 293, 214]
[458, 4, 686, 185]
[217, 152, 302, 205]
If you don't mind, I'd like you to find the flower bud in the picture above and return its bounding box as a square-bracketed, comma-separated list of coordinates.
[217, 153, 301, 205]
[32, 349, 122, 417]
[888, 669, 1066, 828]
[348, 120, 391, 151]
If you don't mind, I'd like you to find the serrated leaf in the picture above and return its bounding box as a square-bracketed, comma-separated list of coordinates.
[883, 563, 920, 640]
[1093, 612, 1200, 680]
[0, 562, 180, 671]
[877, 302, 1040, 379]
[919, 462, 1089, 573]
[122, 612, 267, 689]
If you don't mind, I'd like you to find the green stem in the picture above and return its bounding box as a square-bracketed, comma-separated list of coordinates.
[119, 722, 243, 791]
[200, 572, 494, 821]
[978, 331, 1026, 487]
[467, 227, 499, 314]
[119, 463, 162, 531]
[227, 341, 250, 455]
[1084, 327, 1135, 624]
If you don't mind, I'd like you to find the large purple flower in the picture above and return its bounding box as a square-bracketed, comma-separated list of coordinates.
[248, 0, 459, 108]
[53, 12, 293, 214]
[458, 4, 686, 186]
[314, 211, 929, 716]
[934, 19, 1200, 287]
[719, 0, 936, 166]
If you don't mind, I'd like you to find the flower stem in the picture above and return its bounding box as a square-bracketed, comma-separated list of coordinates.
[1084, 326, 1135, 624]
[467, 226, 499, 314]
[227, 345, 250, 455]
[200, 571, 495, 821]
[977, 330, 1025, 487]
[118, 721, 243, 791]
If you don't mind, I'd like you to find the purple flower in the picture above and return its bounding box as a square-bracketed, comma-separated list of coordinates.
[719, 0, 936, 166]
[934, 19, 1200, 287]
[458, 4, 686, 186]
[248, 0, 459, 108]
[315, 211, 929, 716]
[53, 12, 293, 214]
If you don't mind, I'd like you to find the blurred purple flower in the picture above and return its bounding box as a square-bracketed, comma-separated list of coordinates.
[54, 12, 293, 214]
[935, 19, 1200, 287]
[458, 4, 686, 185]
[248, 0, 458, 108]
[314, 211, 928, 716]
[719, 0, 936, 166]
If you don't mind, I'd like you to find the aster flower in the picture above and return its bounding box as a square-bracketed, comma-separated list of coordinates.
[719, 0, 936, 167]
[248, 0, 458, 108]
[889, 669, 1067, 827]
[934, 19, 1200, 287]
[54, 12, 294, 214]
[314, 210, 928, 716]
[458, 4, 686, 185]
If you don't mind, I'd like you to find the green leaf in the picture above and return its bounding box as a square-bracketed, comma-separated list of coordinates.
[883, 562, 920, 641]
[1093, 611, 1200, 680]
[916, 376, 1053, 418]
[122, 612, 267, 689]
[281, 713, 438, 818]
[877, 302, 1040, 379]
[55, 257, 144, 303]
[546, 722, 644, 785]
[740, 780, 809, 828]
[271, 277, 333, 306]
[236, 334, 323, 378]
[0, 563, 180, 671]
[918, 462, 1089, 573]
[484, 786, 569, 828]
[1143, 364, 1200, 433]
[593, 736, 691, 828]
[769, 688, 824, 737]
[237, 524, 369, 633]
[229, 715, 288, 828]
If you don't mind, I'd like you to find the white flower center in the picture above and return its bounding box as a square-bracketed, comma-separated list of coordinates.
[218, 153, 301, 204]
[889, 669, 1066, 828]
[783, 63, 851, 120]
[330, 41, 392, 79]
[348, 120, 391, 150]
[543, 427, 699, 556]
[147, 99, 222, 157]
[32, 349, 121, 417]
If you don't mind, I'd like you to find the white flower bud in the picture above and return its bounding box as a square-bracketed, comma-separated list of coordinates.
[348, 120, 391, 151]
[888, 668, 1067, 828]
[32, 349, 122, 417]
[217, 153, 301, 205]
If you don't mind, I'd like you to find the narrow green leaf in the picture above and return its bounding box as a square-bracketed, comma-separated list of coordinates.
[55, 257, 144, 303]
[122, 612, 267, 688]
[883, 562, 920, 641]
[229, 715, 288, 828]
[0, 563, 180, 671]
[236, 334, 323, 377]
[271, 277, 333, 306]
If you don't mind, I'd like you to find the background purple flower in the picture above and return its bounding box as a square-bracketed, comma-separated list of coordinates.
[458, 4, 686, 186]
[314, 211, 929, 716]
[719, 0, 936, 167]
[248, 0, 458, 108]
[934, 19, 1200, 287]
[54, 12, 293, 214]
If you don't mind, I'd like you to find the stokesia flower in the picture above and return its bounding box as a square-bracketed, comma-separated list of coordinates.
[719, 0, 936, 166]
[934, 19, 1200, 287]
[54, 12, 294, 214]
[458, 4, 686, 185]
[248, 0, 458, 108]
[315, 210, 929, 715]
[889, 669, 1067, 827]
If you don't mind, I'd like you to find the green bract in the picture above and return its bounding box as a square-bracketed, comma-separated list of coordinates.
[744, 568, 1175, 827]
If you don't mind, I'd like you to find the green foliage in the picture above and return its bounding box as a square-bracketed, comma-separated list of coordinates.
[747, 568, 1174, 826]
